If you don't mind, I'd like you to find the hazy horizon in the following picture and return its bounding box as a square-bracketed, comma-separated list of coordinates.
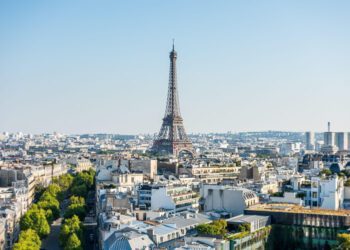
[1, 1, 350, 134]
[0, 129, 340, 136]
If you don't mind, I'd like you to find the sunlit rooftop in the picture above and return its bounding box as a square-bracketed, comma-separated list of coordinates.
[246, 203, 350, 216]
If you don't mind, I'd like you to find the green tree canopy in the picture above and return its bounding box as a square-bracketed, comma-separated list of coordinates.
[74, 171, 95, 189]
[13, 229, 41, 250]
[71, 184, 88, 197]
[320, 169, 332, 176]
[66, 196, 86, 221]
[341, 170, 350, 178]
[64, 233, 82, 250]
[64, 204, 86, 220]
[196, 220, 227, 236]
[37, 192, 60, 220]
[337, 233, 350, 249]
[53, 174, 74, 191]
[69, 196, 85, 205]
[70, 170, 95, 197]
[59, 215, 83, 245]
[345, 179, 350, 187]
[20, 206, 50, 238]
[238, 223, 251, 232]
[46, 184, 62, 197]
[44, 209, 54, 224]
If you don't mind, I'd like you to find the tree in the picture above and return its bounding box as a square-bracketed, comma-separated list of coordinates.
[238, 223, 251, 232]
[59, 215, 83, 245]
[320, 169, 332, 176]
[44, 209, 54, 224]
[196, 220, 227, 236]
[341, 170, 350, 178]
[212, 219, 227, 235]
[345, 179, 350, 187]
[339, 172, 346, 178]
[66, 215, 83, 238]
[20, 206, 50, 238]
[13, 229, 41, 250]
[270, 192, 284, 197]
[59, 224, 71, 246]
[20, 212, 35, 230]
[336, 233, 350, 249]
[74, 171, 95, 189]
[64, 195, 86, 227]
[64, 233, 82, 250]
[64, 204, 86, 220]
[37, 193, 60, 220]
[71, 184, 87, 197]
[46, 184, 62, 197]
[103, 184, 116, 189]
[54, 174, 74, 191]
[69, 196, 85, 205]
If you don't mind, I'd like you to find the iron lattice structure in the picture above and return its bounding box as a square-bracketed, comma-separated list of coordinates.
[152, 45, 194, 156]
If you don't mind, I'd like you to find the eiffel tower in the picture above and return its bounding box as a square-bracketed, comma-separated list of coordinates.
[152, 44, 194, 157]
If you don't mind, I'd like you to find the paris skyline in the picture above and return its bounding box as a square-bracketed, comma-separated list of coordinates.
[1, 1, 350, 134]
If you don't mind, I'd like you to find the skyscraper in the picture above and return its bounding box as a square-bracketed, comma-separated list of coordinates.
[305, 131, 315, 150]
[152, 44, 193, 157]
[335, 132, 348, 151]
[324, 122, 335, 146]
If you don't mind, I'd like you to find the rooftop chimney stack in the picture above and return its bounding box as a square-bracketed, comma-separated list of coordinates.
[328, 121, 331, 132]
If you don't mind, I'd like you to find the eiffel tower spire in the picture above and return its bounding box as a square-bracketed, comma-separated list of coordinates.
[164, 41, 181, 119]
[152, 44, 194, 157]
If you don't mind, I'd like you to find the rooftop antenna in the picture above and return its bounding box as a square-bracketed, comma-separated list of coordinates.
[172, 38, 175, 51]
[328, 121, 331, 132]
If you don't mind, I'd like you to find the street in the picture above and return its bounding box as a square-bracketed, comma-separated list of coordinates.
[41, 217, 63, 250]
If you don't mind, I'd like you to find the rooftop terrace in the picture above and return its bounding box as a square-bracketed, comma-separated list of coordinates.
[246, 203, 350, 216]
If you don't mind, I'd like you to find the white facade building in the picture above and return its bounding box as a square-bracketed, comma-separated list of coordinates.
[270, 192, 303, 205]
[305, 132, 315, 151]
[201, 184, 259, 216]
[292, 175, 344, 210]
[138, 183, 199, 213]
[279, 142, 301, 156]
[227, 215, 270, 233]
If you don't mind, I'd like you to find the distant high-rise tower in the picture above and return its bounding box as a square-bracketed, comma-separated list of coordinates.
[152, 44, 194, 156]
[335, 132, 348, 151]
[328, 121, 331, 132]
[324, 121, 335, 146]
[305, 131, 315, 150]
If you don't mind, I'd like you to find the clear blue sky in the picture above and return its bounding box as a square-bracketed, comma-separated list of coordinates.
[1, 1, 350, 134]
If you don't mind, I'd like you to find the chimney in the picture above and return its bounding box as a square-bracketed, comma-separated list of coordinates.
[147, 228, 154, 239]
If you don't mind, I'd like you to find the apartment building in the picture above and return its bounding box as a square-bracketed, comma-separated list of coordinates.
[138, 183, 200, 213]
[201, 184, 259, 216]
[191, 164, 240, 184]
[291, 175, 344, 210]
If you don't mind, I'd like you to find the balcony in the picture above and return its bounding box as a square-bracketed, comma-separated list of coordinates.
[173, 197, 199, 205]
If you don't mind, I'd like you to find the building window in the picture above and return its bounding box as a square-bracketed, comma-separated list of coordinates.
[312, 192, 317, 198]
